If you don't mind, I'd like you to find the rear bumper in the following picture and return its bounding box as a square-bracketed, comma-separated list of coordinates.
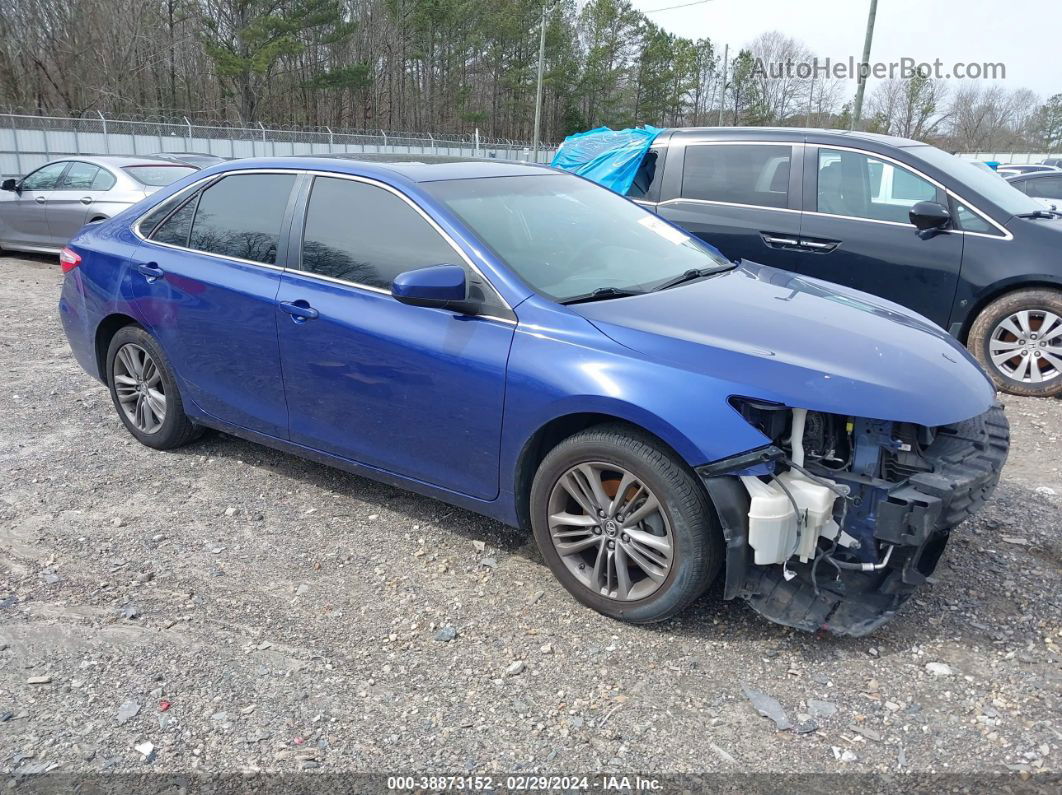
[59, 272, 100, 382]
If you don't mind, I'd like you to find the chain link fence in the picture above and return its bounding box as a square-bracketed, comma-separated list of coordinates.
[0, 111, 556, 178]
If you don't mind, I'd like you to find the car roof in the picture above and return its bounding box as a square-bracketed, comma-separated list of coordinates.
[49, 155, 198, 169]
[664, 126, 927, 148]
[1006, 170, 1062, 180]
[204, 154, 549, 183]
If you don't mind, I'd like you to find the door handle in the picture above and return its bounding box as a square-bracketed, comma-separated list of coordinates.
[136, 262, 164, 283]
[761, 233, 801, 249]
[80, 196, 93, 205]
[34, 196, 45, 204]
[799, 239, 839, 253]
[279, 300, 319, 322]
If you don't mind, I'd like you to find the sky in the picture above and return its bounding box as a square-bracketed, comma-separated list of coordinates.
[629, 0, 1062, 103]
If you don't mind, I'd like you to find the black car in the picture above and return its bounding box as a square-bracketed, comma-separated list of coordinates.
[1006, 170, 1062, 207]
[627, 128, 1062, 397]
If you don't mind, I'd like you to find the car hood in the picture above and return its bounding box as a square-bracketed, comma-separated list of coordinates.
[572, 261, 995, 428]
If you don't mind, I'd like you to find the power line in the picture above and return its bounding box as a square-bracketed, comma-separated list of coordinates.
[642, 0, 714, 14]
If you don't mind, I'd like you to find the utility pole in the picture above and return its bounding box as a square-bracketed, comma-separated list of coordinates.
[851, 0, 878, 130]
[717, 43, 728, 126]
[532, 4, 547, 162]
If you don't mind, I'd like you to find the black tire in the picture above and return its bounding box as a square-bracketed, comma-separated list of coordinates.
[529, 423, 723, 624]
[106, 325, 200, 450]
[968, 288, 1062, 398]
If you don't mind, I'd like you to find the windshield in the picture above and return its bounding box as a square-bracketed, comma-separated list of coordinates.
[423, 174, 732, 301]
[910, 146, 1045, 217]
[123, 165, 197, 186]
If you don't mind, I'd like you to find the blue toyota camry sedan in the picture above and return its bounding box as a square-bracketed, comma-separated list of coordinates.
[59, 155, 1009, 635]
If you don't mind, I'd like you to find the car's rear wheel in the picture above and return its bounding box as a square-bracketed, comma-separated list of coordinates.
[968, 288, 1062, 398]
[529, 424, 722, 624]
[106, 325, 199, 449]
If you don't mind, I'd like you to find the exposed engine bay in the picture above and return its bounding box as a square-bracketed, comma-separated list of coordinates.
[698, 400, 1010, 636]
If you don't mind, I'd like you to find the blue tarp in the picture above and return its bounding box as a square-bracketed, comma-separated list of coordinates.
[550, 126, 663, 195]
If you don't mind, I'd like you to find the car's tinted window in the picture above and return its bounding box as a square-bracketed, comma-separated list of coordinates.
[151, 195, 198, 247]
[59, 161, 100, 190]
[91, 169, 116, 191]
[1027, 176, 1062, 200]
[123, 165, 197, 186]
[627, 148, 661, 199]
[187, 173, 295, 264]
[817, 149, 941, 224]
[681, 144, 791, 208]
[300, 176, 461, 290]
[21, 162, 68, 191]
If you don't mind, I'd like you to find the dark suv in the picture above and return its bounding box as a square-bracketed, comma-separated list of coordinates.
[627, 128, 1062, 397]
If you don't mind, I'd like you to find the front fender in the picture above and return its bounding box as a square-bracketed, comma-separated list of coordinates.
[499, 300, 771, 492]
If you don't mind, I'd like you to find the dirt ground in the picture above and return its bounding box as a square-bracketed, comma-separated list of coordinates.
[0, 252, 1059, 780]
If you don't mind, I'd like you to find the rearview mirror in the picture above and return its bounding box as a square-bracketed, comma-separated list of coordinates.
[909, 201, 951, 239]
[391, 265, 478, 313]
[0, 178, 17, 192]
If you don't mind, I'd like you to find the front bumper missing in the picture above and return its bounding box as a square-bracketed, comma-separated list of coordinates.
[699, 403, 1010, 636]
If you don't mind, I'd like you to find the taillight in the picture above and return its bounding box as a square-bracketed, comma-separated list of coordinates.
[59, 247, 81, 273]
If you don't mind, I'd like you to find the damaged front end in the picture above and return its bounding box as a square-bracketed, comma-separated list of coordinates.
[698, 399, 1010, 636]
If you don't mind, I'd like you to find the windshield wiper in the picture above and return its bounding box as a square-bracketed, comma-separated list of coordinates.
[650, 264, 734, 292]
[559, 286, 645, 305]
[1016, 210, 1057, 219]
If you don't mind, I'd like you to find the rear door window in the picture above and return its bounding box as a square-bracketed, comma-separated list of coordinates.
[58, 161, 101, 190]
[681, 144, 792, 208]
[186, 173, 296, 264]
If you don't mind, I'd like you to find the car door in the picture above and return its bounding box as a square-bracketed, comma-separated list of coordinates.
[128, 171, 297, 438]
[47, 160, 106, 244]
[653, 141, 806, 270]
[793, 145, 963, 328]
[0, 161, 69, 248]
[275, 174, 515, 500]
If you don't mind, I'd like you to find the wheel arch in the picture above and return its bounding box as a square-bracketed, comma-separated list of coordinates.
[512, 411, 693, 533]
[958, 277, 1062, 343]
[94, 313, 140, 380]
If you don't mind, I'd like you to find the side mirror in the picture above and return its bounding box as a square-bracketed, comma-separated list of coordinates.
[909, 201, 951, 239]
[391, 265, 477, 313]
[0, 178, 17, 192]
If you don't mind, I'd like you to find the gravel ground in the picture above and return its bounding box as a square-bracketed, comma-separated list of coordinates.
[0, 252, 1060, 779]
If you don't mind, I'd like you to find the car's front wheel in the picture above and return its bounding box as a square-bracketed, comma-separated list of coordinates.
[968, 288, 1062, 398]
[530, 424, 723, 624]
[106, 325, 200, 449]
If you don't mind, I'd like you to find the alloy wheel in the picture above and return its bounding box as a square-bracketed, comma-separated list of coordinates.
[989, 310, 1062, 385]
[546, 462, 673, 601]
[113, 343, 166, 433]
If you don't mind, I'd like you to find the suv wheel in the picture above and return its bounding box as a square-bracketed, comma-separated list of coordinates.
[529, 424, 722, 624]
[968, 288, 1062, 398]
[106, 325, 200, 449]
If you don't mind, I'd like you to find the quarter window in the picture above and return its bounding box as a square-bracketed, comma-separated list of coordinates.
[817, 149, 941, 224]
[300, 176, 461, 290]
[151, 196, 198, 247]
[681, 144, 791, 208]
[186, 173, 295, 265]
[21, 162, 68, 191]
[954, 202, 994, 234]
[59, 161, 100, 190]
